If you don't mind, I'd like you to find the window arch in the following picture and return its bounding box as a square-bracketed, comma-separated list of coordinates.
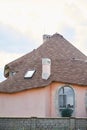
[58, 85, 74, 114]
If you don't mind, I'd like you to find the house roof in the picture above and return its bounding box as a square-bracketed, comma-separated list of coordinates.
[0, 33, 87, 93]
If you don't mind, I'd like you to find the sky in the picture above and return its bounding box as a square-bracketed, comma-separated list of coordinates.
[0, 0, 87, 82]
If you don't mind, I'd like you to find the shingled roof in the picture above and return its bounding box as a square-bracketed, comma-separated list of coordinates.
[0, 33, 87, 93]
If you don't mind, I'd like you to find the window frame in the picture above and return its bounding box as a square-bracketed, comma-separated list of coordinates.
[54, 85, 75, 117]
[58, 85, 75, 115]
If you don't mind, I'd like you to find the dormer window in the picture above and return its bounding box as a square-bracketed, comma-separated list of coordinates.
[4, 65, 10, 78]
[24, 70, 36, 78]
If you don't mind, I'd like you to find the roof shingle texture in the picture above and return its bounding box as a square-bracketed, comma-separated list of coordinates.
[0, 33, 87, 93]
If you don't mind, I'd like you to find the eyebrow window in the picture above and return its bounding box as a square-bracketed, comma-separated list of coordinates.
[24, 70, 36, 78]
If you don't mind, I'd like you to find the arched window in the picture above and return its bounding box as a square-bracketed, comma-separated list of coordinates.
[58, 86, 74, 113]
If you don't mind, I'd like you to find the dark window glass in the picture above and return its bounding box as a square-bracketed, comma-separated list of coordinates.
[59, 86, 74, 112]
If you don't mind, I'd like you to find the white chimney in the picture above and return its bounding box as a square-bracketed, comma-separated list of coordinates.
[42, 58, 51, 80]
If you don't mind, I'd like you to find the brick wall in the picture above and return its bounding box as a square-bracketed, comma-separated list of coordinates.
[0, 117, 87, 130]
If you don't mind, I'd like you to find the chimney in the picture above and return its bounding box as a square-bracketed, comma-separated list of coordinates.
[43, 34, 51, 42]
[42, 58, 51, 80]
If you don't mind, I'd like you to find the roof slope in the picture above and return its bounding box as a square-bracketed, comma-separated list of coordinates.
[0, 33, 87, 93]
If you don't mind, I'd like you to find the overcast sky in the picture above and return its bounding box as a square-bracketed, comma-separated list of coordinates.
[0, 0, 87, 82]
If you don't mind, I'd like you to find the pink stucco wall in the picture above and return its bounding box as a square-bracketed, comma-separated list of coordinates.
[50, 82, 87, 117]
[0, 82, 87, 117]
[0, 87, 50, 117]
[75, 86, 87, 117]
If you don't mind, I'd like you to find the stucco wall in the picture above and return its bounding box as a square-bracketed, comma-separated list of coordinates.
[0, 82, 87, 117]
[50, 82, 87, 117]
[75, 86, 87, 117]
[0, 86, 50, 117]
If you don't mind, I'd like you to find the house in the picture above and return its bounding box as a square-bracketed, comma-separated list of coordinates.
[0, 33, 87, 117]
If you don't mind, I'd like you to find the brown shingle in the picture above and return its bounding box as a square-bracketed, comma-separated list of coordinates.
[0, 33, 87, 93]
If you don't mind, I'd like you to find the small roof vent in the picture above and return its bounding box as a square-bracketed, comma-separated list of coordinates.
[24, 70, 36, 78]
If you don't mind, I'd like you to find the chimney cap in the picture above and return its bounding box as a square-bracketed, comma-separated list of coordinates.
[43, 34, 51, 42]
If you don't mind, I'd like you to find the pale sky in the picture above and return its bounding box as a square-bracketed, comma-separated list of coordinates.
[0, 0, 87, 82]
